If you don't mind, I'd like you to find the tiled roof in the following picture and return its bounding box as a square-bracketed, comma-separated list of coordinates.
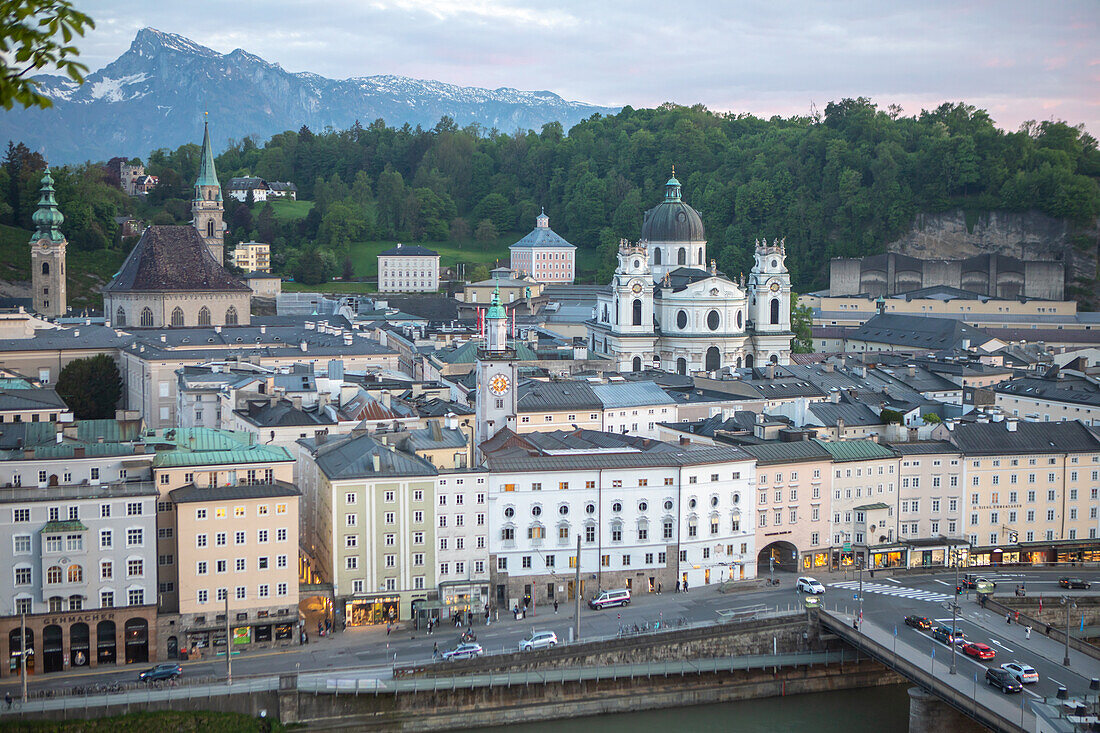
[105, 226, 250, 293]
[808, 401, 884, 427]
[850, 314, 994, 351]
[994, 376, 1100, 407]
[0, 388, 68, 411]
[509, 220, 575, 249]
[814, 439, 896, 462]
[169, 481, 300, 503]
[487, 444, 750, 472]
[227, 177, 268, 190]
[379, 243, 438, 257]
[403, 424, 467, 452]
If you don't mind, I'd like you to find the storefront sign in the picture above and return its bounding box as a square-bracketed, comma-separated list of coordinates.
[232, 627, 251, 645]
[40, 612, 116, 626]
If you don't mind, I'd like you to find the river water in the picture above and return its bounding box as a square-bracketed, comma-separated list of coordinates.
[478, 684, 912, 732]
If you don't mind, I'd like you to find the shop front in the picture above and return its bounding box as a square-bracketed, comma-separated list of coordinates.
[801, 551, 830, 571]
[181, 610, 297, 658]
[1, 607, 157, 678]
[344, 596, 401, 626]
[904, 539, 969, 569]
[869, 545, 907, 569]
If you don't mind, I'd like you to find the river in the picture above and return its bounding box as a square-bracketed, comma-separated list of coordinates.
[478, 684, 912, 732]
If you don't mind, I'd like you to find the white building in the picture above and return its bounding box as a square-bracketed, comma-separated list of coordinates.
[378, 243, 440, 292]
[226, 177, 269, 203]
[588, 173, 793, 374]
[481, 429, 756, 610]
[508, 210, 576, 284]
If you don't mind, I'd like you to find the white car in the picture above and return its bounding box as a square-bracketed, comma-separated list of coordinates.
[518, 630, 558, 651]
[1000, 662, 1039, 684]
[441, 642, 483, 660]
[796, 577, 826, 595]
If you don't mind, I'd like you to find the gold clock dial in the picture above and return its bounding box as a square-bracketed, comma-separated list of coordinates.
[631, 282, 642, 293]
[769, 281, 780, 292]
[489, 373, 510, 396]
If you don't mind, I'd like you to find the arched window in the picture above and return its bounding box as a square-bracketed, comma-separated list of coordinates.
[632, 298, 642, 326]
[770, 354, 779, 365]
[654, 248, 662, 265]
[736, 356, 743, 368]
[677, 247, 686, 265]
[170, 307, 184, 327]
[46, 566, 62, 584]
[736, 310, 743, 329]
[140, 307, 153, 327]
[745, 353, 754, 368]
[206, 220, 214, 238]
[770, 297, 780, 325]
[225, 306, 238, 325]
[115, 306, 126, 327]
[632, 356, 642, 372]
[41, 262, 49, 275]
[67, 565, 83, 583]
[602, 304, 608, 322]
[676, 357, 687, 375]
[197, 307, 211, 327]
[705, 346, 720, 372]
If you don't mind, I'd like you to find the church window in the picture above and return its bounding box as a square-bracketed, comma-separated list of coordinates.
[770, 298, 780, 325]
[770, 354, 779, 365]
[115, 307, 126, 327]
[676, 358, 687, 376]
[225, 306, 239, 325]
[198, 307, 211, 327]
[654, 248, 662, 265]
[771, 260, 777, 268]
[170, 307, 184, 327]
[678, 248, 686, 266]
[676, 310, 687, 330]
[745, 354, 754, 368]
[632, 299, 642, 326]
[736, 310, 743, 329]
[705, 347, 721, 372]
[41, 262, 49, 275]
[698, 247, 703, 263]
[140, 307, 153, 327]
[706, 310, 720, 331]
[632, 356, 642, 373]
[206, 220, 214, 238]
[602, 304, 608, 322]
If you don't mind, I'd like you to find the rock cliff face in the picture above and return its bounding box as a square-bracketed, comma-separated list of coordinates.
[0, 28, 619, 163]
[887, 209, 1100, 305]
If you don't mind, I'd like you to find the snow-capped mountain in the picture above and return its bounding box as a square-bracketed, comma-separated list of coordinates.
[4, 28, 618, 163]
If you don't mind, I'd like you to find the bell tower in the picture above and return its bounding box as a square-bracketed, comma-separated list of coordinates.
[475, 283, 518, 449]
[612, 239, 653, 335]
[192, 117, 225, 263]
[30, 168, 67, 318]
[748, 238, 791, 333]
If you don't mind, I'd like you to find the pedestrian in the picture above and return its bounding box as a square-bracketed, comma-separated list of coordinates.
[5, 691, 11, 710]
[657, 582, 662, 595]
[1025, 626, 1031, 640]
[1006, 612, 1012, 624]
[675, 581, 681, 594]
[554, 600, 559, 613]
[386, 623, 392, 636]
[683, 580, 689, 594]
[1014, 611, 1020, 624]
[433, 642, 439, 659]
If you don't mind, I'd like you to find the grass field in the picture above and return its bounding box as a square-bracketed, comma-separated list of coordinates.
[0, 223, 124, 310]
[257, 198, 314, 222]
[282, 280, 378, 294]
[347, 236, 515, 279]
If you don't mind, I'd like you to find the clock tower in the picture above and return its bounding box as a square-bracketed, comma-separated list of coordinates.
[30, 168, 67, 318]
[748, 237, 790, 334]
[475, 283, 518, 449]
[612, 239, 653, 335]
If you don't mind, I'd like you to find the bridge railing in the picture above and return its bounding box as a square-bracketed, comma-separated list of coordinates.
[980, 596, 1100, 662]
[818, 610, 1025, 733]
[3, 677, 278, 717]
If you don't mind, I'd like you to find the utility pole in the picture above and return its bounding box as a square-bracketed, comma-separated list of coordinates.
[950, 549, 959, 675]
[857, 553, 863, 630]
[1063, 596, 1075, 667]
[20, 613, 27, 703]
[225, 595, 232, 685]
[573, 534, 581, 643]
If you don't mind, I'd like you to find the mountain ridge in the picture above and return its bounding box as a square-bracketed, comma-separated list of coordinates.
[2, 28, 618, 163]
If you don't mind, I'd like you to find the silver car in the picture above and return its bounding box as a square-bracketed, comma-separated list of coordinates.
[442, 642, 483, 660]
[518, 630, 558, 651]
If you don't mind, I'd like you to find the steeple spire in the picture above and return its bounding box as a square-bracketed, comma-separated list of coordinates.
[195, 115, 221, 193]
[31, 167, 65, 243]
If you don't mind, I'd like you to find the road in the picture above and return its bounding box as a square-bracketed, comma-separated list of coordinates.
[3, 567, 1097, 698]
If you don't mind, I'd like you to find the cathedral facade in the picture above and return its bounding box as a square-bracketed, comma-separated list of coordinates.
[587, 173, 792, 374]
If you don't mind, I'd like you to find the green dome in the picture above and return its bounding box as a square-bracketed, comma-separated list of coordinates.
[486, 283, 506, 320]
[31, 168, 65, 243]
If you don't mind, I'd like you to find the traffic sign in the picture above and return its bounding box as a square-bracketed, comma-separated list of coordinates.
[843, 541, 852, 552]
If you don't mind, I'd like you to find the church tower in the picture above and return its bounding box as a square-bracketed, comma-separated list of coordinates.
[475, 283, 518, 448]
[192, 119, 225, 264]
[30, 168, 66, 318]
[748, 238, 791, 333]
[611, 239, 653, 335]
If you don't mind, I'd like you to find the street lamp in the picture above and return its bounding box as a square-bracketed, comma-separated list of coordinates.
[950, 548, 960, 675]
[1062, 596, 1076, 667]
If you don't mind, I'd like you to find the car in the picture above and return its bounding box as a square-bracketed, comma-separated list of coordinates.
[1000, 662, 1039, 684]
[932, 625, 966, 646]
[962, 575, 996, 590]
[518, 631, 559, 651]
[139, 663, 182, 682]
[796, 577, 826, 595]
[1059, 577, 1091, 590]
[441, 642, 483, 660]
[985, 668, 1023, 693]
[589, 589, 631, 609]
[904, 615, 932, 630]
[962, 642, 996, 660]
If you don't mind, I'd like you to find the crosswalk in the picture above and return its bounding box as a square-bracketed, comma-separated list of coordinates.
[828, 580, 954, 604]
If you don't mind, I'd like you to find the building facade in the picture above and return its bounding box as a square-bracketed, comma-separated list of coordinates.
[30, 169, 67, 319]
[378, 244, 440, 293]
[233, 242, 271, 273]
[508, 211, 576, 284]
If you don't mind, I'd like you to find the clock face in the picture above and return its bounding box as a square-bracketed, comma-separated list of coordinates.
[769, 281, 781, 292]
[488, 373, 510, 396]
[631, 282, 643, 294]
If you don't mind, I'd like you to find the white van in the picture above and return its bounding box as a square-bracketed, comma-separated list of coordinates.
[589, 588, 631, 609]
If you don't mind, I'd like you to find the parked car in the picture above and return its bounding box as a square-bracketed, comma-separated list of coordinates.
[932, 625, 966, 646]
[1000, 662, 1039, 684]
[589, 589, 631, 609]
[962, 642, 996, 660]
[985, 668, 1022, 693]
[904, 615, 932, 630]
[518, 631, 558, 651]
[139, 663, 182, 682]
[1059, 577, 1091, 589]
[796, 577, 826, 595]
[962, 575, 996, 590]
[441, 642, 483, 661]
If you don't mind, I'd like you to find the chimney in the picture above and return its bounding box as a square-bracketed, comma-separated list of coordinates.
[766, 364, 775, 380]
[372, 453, 381, 472]
[836, 418, 846, 434]
[907, 365, 916, 377]
[300, 341, 308, 352]
[215, 325, 222, 333]
[314, 429, 328, 445]
[679, 435, 690, 446]
[1006, 417, 1018, 432]
[160, 333, 167, 343]
[291, 395, 303, 410]
[260, 325, 266, 334]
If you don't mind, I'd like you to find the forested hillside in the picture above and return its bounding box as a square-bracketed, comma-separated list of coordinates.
[3, 99, 1098, 291]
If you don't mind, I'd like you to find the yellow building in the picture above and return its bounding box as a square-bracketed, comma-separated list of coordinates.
[233, 241, 271, 273]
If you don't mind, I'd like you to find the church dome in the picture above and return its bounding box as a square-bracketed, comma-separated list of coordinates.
[640, 171, 705, 243]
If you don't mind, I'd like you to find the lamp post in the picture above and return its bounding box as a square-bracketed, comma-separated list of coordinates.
[1062, 596, 1076, 667]
[950, 548, 960, 675]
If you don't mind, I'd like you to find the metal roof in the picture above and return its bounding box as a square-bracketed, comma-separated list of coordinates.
[948, 420, 1100, 455]
[509, 217, 575, 249]
[168, 481, 300, 503]
[518, 380, 602, 411]
[486, 445, 751, 473]
[305, 431, 437, 479]
[150, 428, 292, 467]
[379, 243, 438, 257]
[850, 313, 994, 351]
[741, 441, 832, 464]
[590, 381, 676, 409]
[813, 439, 897, 462]
[889, 441, 958, 455]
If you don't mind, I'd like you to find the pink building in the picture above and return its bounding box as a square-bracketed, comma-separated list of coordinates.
[508, 210, 576, 283]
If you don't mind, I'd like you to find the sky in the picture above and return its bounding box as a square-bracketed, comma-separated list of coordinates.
[75, 0, 1099, 135]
